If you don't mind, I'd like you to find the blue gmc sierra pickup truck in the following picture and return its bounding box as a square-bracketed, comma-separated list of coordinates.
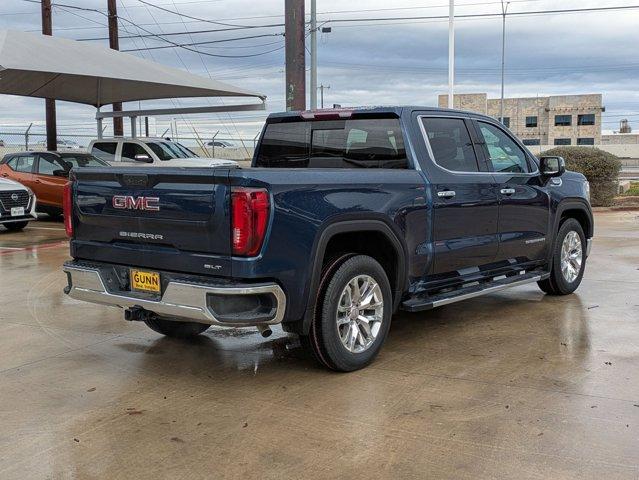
[63, 107, 593, 371]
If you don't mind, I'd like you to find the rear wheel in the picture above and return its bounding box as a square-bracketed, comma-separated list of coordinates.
[304, 255, 392, 372]
[538, 218, 587, 295]
[4, 221, 28, 232]
[144, 317, 210, 338]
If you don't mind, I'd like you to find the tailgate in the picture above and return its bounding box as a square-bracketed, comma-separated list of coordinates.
[73, 167, 231, 256]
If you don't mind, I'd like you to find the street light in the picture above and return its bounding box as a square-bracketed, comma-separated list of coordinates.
[499, 0, 510, 124]
[448, 0, 455, 108]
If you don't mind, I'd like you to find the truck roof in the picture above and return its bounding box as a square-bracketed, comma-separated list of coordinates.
[267, 106, 496, 122]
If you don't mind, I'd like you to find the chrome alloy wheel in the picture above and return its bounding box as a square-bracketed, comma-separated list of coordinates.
[336, 275, 384, 354]
[561, 231, 583, 283]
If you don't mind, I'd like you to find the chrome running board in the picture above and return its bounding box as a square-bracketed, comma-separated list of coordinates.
[401, 271, 549, 312]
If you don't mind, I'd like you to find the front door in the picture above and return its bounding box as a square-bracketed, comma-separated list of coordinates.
[417, 115, 499, 277]
[35, 153, 70, 208]
[472, 120, 550, 264]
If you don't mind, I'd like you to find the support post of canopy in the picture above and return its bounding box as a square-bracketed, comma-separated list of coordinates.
[130, 116, 137, 138]
[96, 107, 103, 139]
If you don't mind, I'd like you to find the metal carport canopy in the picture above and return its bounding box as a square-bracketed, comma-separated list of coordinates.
[0, 29, 266, 106]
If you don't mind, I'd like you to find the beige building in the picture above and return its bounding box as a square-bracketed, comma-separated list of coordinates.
[437, 93, 604, 146]
[602, 133, 639, 145]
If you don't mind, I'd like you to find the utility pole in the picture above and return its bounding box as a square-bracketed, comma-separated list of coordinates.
[310, 0, 318, 109]
[108, 0, 123, 136]
[285, 0, 306, 111]
[499, 0, 509, 123]
[448, 0, 455, 108]
[41, 0, 57, 151]
[318, 84, 330, 108]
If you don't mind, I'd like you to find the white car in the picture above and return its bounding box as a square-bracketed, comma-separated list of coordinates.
[88, 138, 238, 168]
[0, 177, 37, 232]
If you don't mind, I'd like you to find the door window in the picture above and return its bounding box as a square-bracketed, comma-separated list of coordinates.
[420, 117, 480, 172]
[122, 143, 149, 161]
[37, 154, 65, 176]
[7, 155, 35, 173]
[477, 122, 530, 173]
[91, 142, 117, 161]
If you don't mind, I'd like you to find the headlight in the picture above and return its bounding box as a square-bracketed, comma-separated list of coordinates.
[584, 181, 591, 203]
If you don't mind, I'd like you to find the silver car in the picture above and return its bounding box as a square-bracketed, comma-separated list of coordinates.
[0, 178, 37, 232]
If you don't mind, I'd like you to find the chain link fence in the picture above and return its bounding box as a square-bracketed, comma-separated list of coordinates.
[0, 130, 257, 162]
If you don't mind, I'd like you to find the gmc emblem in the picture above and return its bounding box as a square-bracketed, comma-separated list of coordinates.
[112, 195, 160, 211]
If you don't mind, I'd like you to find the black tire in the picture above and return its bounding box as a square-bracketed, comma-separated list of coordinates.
[37, 206, 63, 220]
[304, 254, 393, 372]
[144, 317, 210, 338]
[538, 218, 587, 295]
[4, 221, 28, 232]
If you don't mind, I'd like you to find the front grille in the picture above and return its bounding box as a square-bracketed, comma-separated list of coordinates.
[0, 190, 30, 212]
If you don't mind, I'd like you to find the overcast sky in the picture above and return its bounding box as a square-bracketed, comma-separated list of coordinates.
[1, 0, 639, 141]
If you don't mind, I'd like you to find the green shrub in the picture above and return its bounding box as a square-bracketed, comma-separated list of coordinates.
[622, 182, 639, 197]
[541, 146, 621, 206]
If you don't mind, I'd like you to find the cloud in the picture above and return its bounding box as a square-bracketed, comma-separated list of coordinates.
[1, 0, 638, 137]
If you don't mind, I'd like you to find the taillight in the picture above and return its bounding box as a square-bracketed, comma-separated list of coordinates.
[231, 187, 269, 256]
[63, 181, 73, 237]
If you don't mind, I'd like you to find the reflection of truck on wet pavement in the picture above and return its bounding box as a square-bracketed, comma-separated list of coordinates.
[63, 106, 593, 371]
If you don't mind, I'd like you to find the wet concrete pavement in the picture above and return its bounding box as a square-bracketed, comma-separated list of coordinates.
[0, 211, 638, 479]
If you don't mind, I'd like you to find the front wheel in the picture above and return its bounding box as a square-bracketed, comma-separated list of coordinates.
[144, 317, 210, 338]
[538, 218, 587, 295]
[4, 221, 29, 232]
[304, 255, 392, 372]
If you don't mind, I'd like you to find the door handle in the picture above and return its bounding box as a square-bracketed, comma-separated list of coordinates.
[437, 190, 456, 199]
[1, 173, 8, 177]
[500, 188, 515, 195]
[35, 179, 42, 183]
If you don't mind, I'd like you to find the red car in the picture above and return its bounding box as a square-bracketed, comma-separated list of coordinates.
[0, 152, 108, 217]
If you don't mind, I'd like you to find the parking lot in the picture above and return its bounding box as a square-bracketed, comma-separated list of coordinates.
[0, 210, 637, 479]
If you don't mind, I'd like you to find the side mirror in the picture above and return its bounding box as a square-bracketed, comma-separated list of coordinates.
[539, 156, 565, 177]
[134, 154, 153, 163]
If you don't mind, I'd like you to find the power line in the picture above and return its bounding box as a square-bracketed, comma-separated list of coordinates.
[47, 2, 286, 59]
[322, 5, 639, 25]
[137, 0, 257, 28]
[77, 24, 285, 41]
[121, 33, 284, 52]
[75, 3, 639, 42]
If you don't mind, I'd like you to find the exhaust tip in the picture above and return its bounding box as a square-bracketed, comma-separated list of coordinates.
[256, 324, 272, 338]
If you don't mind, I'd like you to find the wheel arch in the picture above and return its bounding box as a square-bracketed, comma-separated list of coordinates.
[296, 216, 408, 335]
[555, 199, 593, 239]
[546, 199, 593, 265]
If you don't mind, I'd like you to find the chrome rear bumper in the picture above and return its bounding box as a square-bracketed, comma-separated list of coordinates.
[63, 264, 286, 326]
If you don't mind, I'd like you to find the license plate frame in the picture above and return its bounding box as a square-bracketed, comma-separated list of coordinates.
[130, 269, 161, 293]
[11, 207, 25, 217]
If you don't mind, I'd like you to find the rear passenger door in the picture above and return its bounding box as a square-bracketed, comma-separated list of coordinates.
[472, 120, 550, 265]
[3, 154, 37, 191]
[417, 115, 499, 276]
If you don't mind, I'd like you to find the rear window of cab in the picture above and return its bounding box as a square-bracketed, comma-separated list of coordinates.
[255, 117, 408, 169]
